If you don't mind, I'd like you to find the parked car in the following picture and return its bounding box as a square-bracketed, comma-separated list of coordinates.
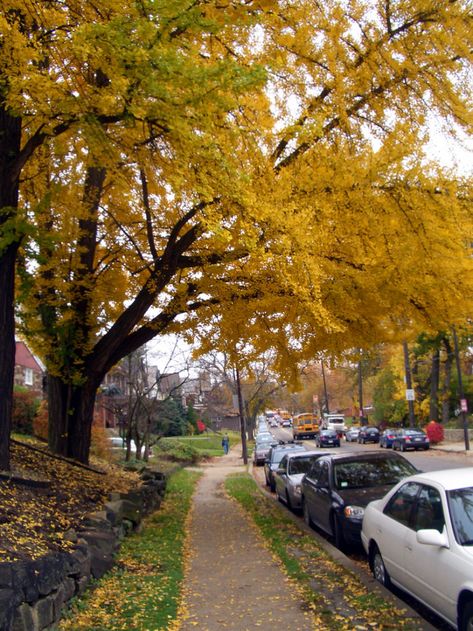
[361, 468, 473, 631]
[264, 443, 306, 492]
[392, 428, 430, 451]
[345, 427, 361, 443]
[108, 436, 138, 454]
[253, 439, 276, 466]
[301, 451, 418, 549]
[316, 429, 340, 448]
[358, 426, 380, 444]
[379, 429, 398, 448]
[274, 451, 326, 511]
[255, 430, 272, 443]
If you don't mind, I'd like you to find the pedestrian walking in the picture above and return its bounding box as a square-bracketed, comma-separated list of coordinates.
[222, 433, 230, 455]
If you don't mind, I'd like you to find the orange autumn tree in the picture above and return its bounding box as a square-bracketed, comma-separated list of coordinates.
[3, 0, 473, 466]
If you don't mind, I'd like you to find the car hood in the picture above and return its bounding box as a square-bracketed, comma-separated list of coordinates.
[336, 484, 394, 507]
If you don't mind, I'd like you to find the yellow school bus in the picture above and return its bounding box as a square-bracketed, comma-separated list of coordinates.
[292, 413, 320, 440]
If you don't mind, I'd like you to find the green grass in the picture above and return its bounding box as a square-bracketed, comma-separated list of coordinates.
[225, 473, 424, 630]
[57, 468, 201, 631]
[153, 431, 241, 462]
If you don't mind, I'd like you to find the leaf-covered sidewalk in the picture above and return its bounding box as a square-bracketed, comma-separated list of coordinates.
[177, 453, 314, 630]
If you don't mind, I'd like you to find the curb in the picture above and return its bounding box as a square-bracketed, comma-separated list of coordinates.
[249, 461, 438, 631]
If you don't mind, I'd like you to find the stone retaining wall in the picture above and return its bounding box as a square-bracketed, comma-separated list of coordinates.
[443, 428, 473, 442]
[0, 468, 167, 631]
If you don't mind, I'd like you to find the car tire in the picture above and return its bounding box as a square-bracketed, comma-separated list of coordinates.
[285, 490, 293, 511]
[332, 514, 346, 551]
[270, 480, 276, 492]
[460, 599, 473, 631]
[371, 544, 391, 588]
[303, 499, 313, 528]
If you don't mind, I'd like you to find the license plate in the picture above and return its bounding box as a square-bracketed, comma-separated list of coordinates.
[414, 438, 421, 442]
[326, 441, 333, 444]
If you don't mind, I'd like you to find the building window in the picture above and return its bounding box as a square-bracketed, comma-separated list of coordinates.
[24, 368, 34, 386]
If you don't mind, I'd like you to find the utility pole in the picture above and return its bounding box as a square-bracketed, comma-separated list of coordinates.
[452, 326, 470, 451]
[402, 341, 416, 427]
[321, 360, 330, 415]
[358, 357, 365, 425]
[235, 366, 248, 464]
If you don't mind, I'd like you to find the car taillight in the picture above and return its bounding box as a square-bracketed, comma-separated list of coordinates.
[405, 437, 411, 442]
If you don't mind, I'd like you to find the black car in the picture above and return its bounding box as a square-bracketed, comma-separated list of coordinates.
[301, 451, 419, 549]
[358, 426, 380, 444]
[264, 443, 306, 492]
[316, 429, 340, 448]
[392, 428, 430, 451]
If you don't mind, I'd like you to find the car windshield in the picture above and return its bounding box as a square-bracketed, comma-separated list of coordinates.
[333, 458, 418, 490]
[256, 441, 273, 450]
[322, 431, 337, 437]
[405, 430, 424, 436]
[288, 456, 317, 475]
[447, 487, 473, 545]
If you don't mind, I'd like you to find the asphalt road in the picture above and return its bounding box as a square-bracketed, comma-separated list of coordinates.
[271, 425, 470, 472]
[256, 425, 472, 631]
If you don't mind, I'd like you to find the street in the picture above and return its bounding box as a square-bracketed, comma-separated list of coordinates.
[254, 425, 473, 631]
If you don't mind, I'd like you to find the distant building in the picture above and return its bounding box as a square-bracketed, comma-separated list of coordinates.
[14, 341, 44, 395]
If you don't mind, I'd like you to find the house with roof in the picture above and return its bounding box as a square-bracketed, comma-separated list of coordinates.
[14, 341, 45, 395]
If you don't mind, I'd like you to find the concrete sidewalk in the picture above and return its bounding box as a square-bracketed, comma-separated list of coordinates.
[178, 450, 314, 631]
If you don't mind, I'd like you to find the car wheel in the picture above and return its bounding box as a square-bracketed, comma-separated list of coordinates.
[285, 490, 293, 511]
[371, 545, 391, 588]
[460, 599, 473, 631]
[332, 514, 346, 551]
[270, 479, 276, 492]
[303, 499, 313, 528]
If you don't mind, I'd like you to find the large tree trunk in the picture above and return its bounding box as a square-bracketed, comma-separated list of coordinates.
[48, 373, 101, 464]
[0, 244, 18, 471]
[0, 106, 22, 471]
[429, 348, 440, 421]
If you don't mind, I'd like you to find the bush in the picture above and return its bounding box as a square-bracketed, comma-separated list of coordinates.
[90, 424, 114, 460]
[13, 388, 40, 434]
[425, 420, 444, 445]
[32, 400, 49, 440]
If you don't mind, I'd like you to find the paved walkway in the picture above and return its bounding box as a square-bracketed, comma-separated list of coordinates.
[178, 450, 314, 631]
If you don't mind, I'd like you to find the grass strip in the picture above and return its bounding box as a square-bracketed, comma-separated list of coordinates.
[225, 473, 423, 631]
[57, 468, 201, 631]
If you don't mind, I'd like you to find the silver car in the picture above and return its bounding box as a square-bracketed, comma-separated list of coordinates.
[345, 427, 360, 442]
[274, 450, 326, 510]
[253, 439, 276, 466]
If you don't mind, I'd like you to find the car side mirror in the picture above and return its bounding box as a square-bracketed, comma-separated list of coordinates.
[416, 528, 449, 548]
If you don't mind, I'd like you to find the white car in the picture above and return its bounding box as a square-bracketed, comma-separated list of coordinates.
[361, 468, 473, 631]
[108, 436, 138, 454]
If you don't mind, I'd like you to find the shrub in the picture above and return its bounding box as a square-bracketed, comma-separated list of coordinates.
[13, 388, 40, 434]
[32, 400, 49, 440]
[425, 420, 444, 445]
[90, 424, 113, 460]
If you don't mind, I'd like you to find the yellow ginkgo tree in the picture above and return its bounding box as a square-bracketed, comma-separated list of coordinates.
[1, 0, 472, 466]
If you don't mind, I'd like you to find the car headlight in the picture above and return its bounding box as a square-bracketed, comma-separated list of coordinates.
[294, 484, 302, 496]
[344, 505, 365, 520]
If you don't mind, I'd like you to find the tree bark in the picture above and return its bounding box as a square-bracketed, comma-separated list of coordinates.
[48, 372, 101, 464]
[0, 105, 22, 471]
[0, 244, 18, 471]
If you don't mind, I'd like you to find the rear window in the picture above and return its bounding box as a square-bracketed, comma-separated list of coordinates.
[334, 457, 417, 490]
[288, 456, 318, 475]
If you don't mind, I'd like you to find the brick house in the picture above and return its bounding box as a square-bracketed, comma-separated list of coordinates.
[14, 341, 44, 395]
